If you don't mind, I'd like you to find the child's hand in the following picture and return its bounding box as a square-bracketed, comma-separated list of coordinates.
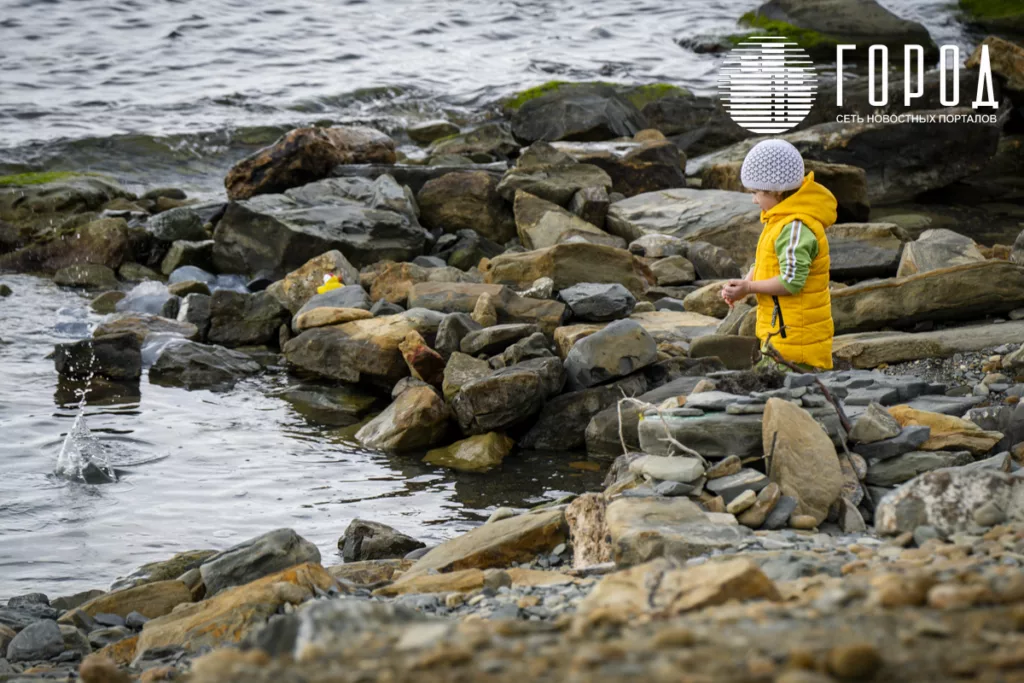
[722, 279, 750, 304]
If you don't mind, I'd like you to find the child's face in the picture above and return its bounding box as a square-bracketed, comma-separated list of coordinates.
[750, 190, 781, 212]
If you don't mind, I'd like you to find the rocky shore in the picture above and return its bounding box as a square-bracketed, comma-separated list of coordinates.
[2, 1, 1024, 680]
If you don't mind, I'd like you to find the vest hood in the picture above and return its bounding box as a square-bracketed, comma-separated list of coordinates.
[760, 171, 838, 229]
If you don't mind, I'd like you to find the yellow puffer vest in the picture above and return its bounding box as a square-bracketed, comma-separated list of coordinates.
[753, 172, 836, 370]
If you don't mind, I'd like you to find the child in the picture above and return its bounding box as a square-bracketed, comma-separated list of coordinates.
[720, 139, 837, 371]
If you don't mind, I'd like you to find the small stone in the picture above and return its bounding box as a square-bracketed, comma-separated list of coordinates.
[472, 292, 498, 327]
[912, 525, 940, 546]
[972, 500, 1006, 527]
[826, 642, 882, 680]
[124, 611, 149, 630]
[848, 402, 901, 444]
[0, 284, 12, 297]
[705, 455, 741, 480]
[726, 489, 757, 514]
[790, 515, 818, 530]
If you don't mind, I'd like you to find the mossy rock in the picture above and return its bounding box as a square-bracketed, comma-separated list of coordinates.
[620, 84, 693, 110]
[502, 80, 616, 112]
[959, 0, 1024, 32]
[503, 81, 691, 114]
[731, 13, 843, 57]
[0, 171, 105, 187]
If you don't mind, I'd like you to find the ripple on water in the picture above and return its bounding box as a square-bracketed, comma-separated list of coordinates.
[0, 274, 605, 599]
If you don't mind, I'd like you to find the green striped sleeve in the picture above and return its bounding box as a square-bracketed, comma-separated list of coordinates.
[774, 220, 818, 294]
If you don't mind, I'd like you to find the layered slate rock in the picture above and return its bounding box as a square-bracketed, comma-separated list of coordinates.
[407, 282, 566, 333]
[450, 364, 554, 434]
[483, 242, 651, 298]
[897, 228, 985, 277]
[416, 171, 516, 243]
[563, 319, 657, 390]
[339, 520, 425, 562]
[606, 188, 763, 264]
[207, 291, 289, 348]
[513, 190, 623, 250]
[199, 529, 322, 597]
[213, 175, 426, 277]
[550, 138, 688, 197]
[497, 143, 613, 205]
[509, 83, 649, 144]
[827, 223, 907, 281]
[355, 385, 450, 452]
[149, 341, 262, 391]
[423, 432, 515, 473]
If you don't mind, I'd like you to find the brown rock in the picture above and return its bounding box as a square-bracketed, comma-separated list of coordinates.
[763, 398, 843, 525]
[472, 291, 498, 327]
[61, 580, 191, 621]
[790, 514, 818, 530]
[513, 190, 620, 250]
[369, 262, 474, 305]
[967, 36, 1024, 92]
[225, 126, 396, 200]
[399, 330, 445, 385]
[355, 385, 450, 452]
[94, 314, 200, 345]
[326, 559, 413, 586]
[265, 250, 359, 314]
[565, 493, 612, 569]
[402, 508, 567, 579]
[80, 655, 132, 683]
[737, 482, 781, 529]
[422, 432, 515, 473]
[94, 637, 139, 668]
[0, 217, 132, 274]
[888, 405, 1004, 456]
[417, 171, 516, 243]
[135, 563, 334, 657]
[826, 643, 883, 680]
[293, 306, 373, 331]
[706, 455, 742, 480]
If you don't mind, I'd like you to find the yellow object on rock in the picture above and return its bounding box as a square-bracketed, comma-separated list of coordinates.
[316, 274, 342, 295]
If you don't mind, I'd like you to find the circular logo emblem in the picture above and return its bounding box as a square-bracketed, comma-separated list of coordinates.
[719, 36, 817, 134]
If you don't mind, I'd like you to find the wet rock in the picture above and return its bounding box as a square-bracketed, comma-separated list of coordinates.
[442, 352, 492, 402]
[408, 120, 459, 144]
[167, 280, 211, 298]
[606, 188, 762, 265]
[569, 186, 610, 228]
[552, 137, 687, 198]
[214, 175, 424, 276]
[407, 281, 567, 333]
[157, 239, 213, 276]
[277, 384, 377, 427]
[434, 313, 482, 360]
[427, 122, 519, 161]
[110, 550, 217, 592]
[176, 293, 211, 339]
[849, 402, 902, 444]
[54, 264, 119, 290]
[513, 190, 621, 250]
[6, 619, 64, 662]
[432, 229, 504, 271]
[339, 520, 425, 562]
[147, 207, 206, 242]
[559, 282, 636, 322]
[509, 83, 648, 144]
[897, 228, 985, 277]
[521, 374, 647, 451]
[483, 242, 649, 298]
[875, 469, 1023, 536]
[0, 217, 132, 274]
[136, 563, 333, 658]
[206, 291, 289, 348]
[54, 333, 142, 381]
[417, 171, 515, 243]
[225, 126, 396, 200]
[199, 529, 321, 597]
[355, 385, 450, 451]
[423, 432, 515, 473]
[150, 341, 262, 390]
[866, 450, 974, 487]
[763, 399, 843, 525]
[401, 509, 567, 579]
[564, 319, 657, 390]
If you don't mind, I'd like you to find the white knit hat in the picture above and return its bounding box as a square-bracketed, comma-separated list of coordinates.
[740, 139, 805, 192]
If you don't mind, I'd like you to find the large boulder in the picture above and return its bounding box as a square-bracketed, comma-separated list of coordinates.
[896, 228, 986, 277]
[265, 250, 360, 314]
[284, 312, 439, 387]
[149, 341, 263, 390]
[61, 580, 192, 620]
[520, 374, 648, 451]
[688, 111, 1001, 206]
[875, 469, 1024, 536]
[0, 217, 132, 274]
[564, 319, 657, 390]
[431, 229, 505, 270]
[416, 171, 515, 243]
[355, 385, 450, 452]
[509, 83, 649, 143]
[207, 291, 289, 348]
[0, 175, 132, 239]
[213, 175, 425, 277]
[54, 333, 142, 382]
[513, 191, 623, 250]
[147, 207, 207, 242]
[95, 313, 199, 344]
[224, 126, 396, 200]
[1014, 227, 1024, 266]
[959, 2, 1024, 35]
[482, 242, 650, 298]
[368, 262, 478, 305]
[339, 520, 425, 562]
[762, 398, 843, 525]
[450, 366, 550, 434]
[401, 509, 567, 578]
[550, 138, 687, 197]
[828, 223, 906, 281]
[739, 0, 937, 61]
[497, 143, 612, 205]
[199, 529, 322, 597]
[559, 282, 637, 322]
[606, 188, 762, 264]
[831, 261, 1024, 333]
[427, 122, 519, 161]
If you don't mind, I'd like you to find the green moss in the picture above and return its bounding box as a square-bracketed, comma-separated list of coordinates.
[502, 80, 619, 111]
[959, 0, 1022, 19]
[621, 83, 693, 110]
[0, 171, 102, 187]
[734, 12, 838, 50]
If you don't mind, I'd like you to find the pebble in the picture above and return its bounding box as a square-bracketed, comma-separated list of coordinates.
[826, 643, 883, 680]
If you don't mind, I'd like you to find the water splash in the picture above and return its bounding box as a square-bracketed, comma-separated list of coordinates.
[55, 412, 118, 484]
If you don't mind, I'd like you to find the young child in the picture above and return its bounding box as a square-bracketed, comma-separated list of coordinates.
[720, 139, 838, 371]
